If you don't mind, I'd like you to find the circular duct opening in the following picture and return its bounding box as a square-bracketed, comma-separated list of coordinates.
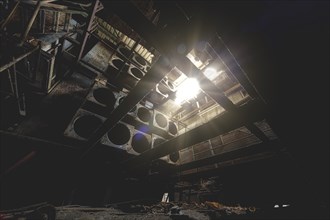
[130, 67, 144, 79]
[167, 81, 175, 90]
[134, 55, 147, 66]
[169, 151, 180, 163]
[93, 88, 116, 107]
[107, 123, 131, 145]
[131, 133, 150, 153]
[112, 59, 124, 69]
[74, 115, 102, 138]
[155, 113, 167, 128]
[157, 83, 169, 95]
[153, 138, 165, 147]
[137, 107, 151, 123]
[168, 121, 178, 135]
[119, 47, 131, 57]
[118, 97, 124, 104]
[118, 97, 137, 112]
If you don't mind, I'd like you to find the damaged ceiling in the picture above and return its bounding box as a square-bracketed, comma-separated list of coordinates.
[0, 0, 329, 219]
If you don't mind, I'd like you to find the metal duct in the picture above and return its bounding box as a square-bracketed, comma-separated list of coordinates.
[169, 151, 180, 163]
[127, 130, 151, 155]
[109, 54, 126, 70]
[85, 82, 119, 109]
[136, 105, 152, 125]
[100, 122, 133, 150]
[127, 64, 145, 80]
[117, 45, 132, 58]
[93, 88, 116, 106]
[152, 109, 169, 132]
[145, 85, 168, 105]
[116, 44, 150, 73]
[151, 134, 168, 149]
[64, 109, 105, 140]
[168, 121, 179, 136]
[151, 134, 169, 162]
[110, 59, 145, 89]
[152, 77, 176, 101]
[157, 77, 176, 94]
[115, 92, 138, 114]
[132, 54, 150, 73]
[119, 102, 152, 132]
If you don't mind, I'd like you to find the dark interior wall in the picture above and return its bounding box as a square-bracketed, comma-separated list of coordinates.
[179, 156, 306, 207]
[0, 144, 76, 209]
[190, 1, 330, 206]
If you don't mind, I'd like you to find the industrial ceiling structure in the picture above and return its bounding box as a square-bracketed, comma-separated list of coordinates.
[0, 0, 329, 219]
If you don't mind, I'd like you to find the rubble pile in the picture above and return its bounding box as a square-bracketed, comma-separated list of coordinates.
[55, 202, 257, 220]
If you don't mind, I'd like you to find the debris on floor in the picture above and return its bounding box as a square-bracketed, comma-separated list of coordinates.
[54, 201, 257, 220]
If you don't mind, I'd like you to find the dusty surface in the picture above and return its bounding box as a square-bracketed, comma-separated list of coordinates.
[54, 202, 254, 220]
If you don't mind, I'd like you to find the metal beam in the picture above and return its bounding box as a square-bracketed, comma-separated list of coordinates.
[209, 34, 266, 102]
[76, 0, 100, 61]
[0, 1, 20, 31]
[99, 1, 213, 56]
[100, 1, 268, 142]
[177, 140, 280, 172]
[171, 54, 269, 142]
[122, 99, 267, 167]
[174, 152, 277, 181]
[0, 46, 39, 73]
[93, 1, 269, 162]
[18, 0, 42, 46]
[80, 56, 174, 159]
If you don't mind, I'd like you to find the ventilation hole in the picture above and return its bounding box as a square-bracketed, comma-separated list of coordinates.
[134, 55, 146, 66]
[118, 97, 137, 112]
[167, 81, 174, 90]
[130, 67, 144, 79]
[119, 47, 131, 57]
[137, 107, 151, 123]
[106, 65, 117, 74]
[107, 123, 131, 145]
[154, 138, 165, 147]
[131, 133, 150, 153]
[112, 59, 124, 69]
[169, 151, 180, 162]
[118, 97, 124, 104]
[93, 88, 116, 108]
[168, 121, 178, 135]
[74, 115, 102, 138]
[155, 113, 168, 128]
[156, 84, 167, 95]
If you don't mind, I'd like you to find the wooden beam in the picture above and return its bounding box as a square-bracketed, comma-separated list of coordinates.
[0, 46, 39, 73]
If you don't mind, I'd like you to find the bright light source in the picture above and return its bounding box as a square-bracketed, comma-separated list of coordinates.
[282, 204, 290, 208]
[161, 193, 169, 203]
[175, 78, 200, 104]
[274, 205, 280, 208]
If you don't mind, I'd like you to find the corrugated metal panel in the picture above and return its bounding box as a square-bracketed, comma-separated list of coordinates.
[179, 147, 194, 164]
[197, 164, 216, 172]
[193, 141, 212, 160]
[95, 17, 155, 63]
[254, 120, 278, 140]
